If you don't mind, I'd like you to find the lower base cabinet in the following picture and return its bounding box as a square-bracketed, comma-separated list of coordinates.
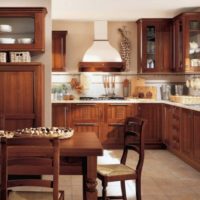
[163, 105, 200, 171]
[52, 104, 71, 127]
[52, 102, 200, 171]
[193, 111, 200, 168]
[137, 103, 163, 148]
[181, 109, 194, 159]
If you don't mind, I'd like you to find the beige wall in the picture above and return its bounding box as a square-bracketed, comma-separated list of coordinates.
[52, 20, 137, 73]
[1, 0, 52, 126]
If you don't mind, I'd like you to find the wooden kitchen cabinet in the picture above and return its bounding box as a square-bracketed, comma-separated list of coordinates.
[0, 63, 44, 130]
[173, 12, 200, 72]
[137, 19, 172, 73]
[52, 31, 67, 71]
[193, 111, 200, 165]
[137, 103, 163, 148]
[102, 103, 137, 148]
[71, 103, 104, 138]
[169, 106, 181, 153]
[52, 104, 71, 128]
[0, 7, 47, 52]
[181, 108, 194, 158]
[162, 104, 172, 146]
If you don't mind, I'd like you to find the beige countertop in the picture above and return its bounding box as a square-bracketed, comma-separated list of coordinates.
[52, 99, 200, 112]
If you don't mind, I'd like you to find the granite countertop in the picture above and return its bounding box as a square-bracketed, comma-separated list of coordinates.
[52, 98, 200, 112]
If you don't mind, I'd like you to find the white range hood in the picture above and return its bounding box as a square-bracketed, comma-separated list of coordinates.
[82, 21, 122, 62]
[79, 21, 124, 72]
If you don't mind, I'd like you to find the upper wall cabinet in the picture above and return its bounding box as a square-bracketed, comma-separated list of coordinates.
[173, 12, 200, 72]
[0, 7, 47, 52]
[52, 31, 67, 71]
[137, 19, 172, 73]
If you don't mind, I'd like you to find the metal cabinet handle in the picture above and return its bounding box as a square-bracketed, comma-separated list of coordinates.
[108, 123, 124, 126]
[64, 106, 67, 128]
[74, 123, 97, 126]
[109, 104, 129, 106]
[74, 104, 97, 106]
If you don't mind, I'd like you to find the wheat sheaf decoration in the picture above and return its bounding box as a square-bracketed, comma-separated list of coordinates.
[118, 26, 131, 71]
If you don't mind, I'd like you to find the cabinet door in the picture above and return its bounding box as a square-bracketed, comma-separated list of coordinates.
[181, 109, 194, 158]
[52, 104, 71, 128]
[137, 19, 172, 73]
[194, 111, 200, 163]
[0, 7, 47, 52]
[106, 103, 134, 123]
[170, 106, 181, 153]
[173, 17, 184, 72]
[0, 63, 43, 130]
[137, 104, 162, 147]
[101, 104, 136, 148]
[52, 31, 67, 71]
[162, 104, 172, 146]
[73, 123, 99, 137]
[185, 14, 200, 72]
[71, 103, 102, 122]
[104, 123, 124, 147]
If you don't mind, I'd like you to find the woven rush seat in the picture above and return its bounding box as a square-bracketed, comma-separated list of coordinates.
[97, 164, 134, 177]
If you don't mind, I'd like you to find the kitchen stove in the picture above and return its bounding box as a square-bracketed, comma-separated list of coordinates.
[79, 96, 125, 101]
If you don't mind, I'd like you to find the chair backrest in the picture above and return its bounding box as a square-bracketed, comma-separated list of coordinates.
[0, 137, 60, 200]
[121, 116, 145, 174]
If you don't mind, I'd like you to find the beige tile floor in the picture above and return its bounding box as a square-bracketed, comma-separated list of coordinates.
[58, 150, 200, 200]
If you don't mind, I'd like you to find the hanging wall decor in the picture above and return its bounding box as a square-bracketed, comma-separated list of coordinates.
[118, 26, 131, 71]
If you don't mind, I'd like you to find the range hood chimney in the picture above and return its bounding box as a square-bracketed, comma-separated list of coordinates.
[79, 21, 124, 72]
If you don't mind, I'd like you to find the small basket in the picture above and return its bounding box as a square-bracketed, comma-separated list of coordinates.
[0, 52, 7, 62]
[10, 51, 31, 62]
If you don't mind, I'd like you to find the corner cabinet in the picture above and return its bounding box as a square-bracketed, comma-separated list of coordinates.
[173, 12, 200, 72]
[0, 7, 47, 52]
[0, 63, 44, 130]
[52, 31, 67, 71]
[137, 19, 172, 73]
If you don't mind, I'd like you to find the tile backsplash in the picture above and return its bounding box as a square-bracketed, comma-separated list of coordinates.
[52, 72, 191, 100]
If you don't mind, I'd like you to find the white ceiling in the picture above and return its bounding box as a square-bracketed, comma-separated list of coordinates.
[52, 0, 200, 21]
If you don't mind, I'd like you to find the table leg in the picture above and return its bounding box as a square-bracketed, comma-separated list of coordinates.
[83, 156, 98, 200]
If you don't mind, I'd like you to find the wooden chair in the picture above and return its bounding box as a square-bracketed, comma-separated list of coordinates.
[97, 116, 145, 200]
[0, 137, 64, 200]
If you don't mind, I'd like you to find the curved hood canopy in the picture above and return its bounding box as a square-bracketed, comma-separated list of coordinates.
[79, 21, 124, 72]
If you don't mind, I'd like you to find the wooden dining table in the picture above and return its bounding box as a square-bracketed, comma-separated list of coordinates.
[59, 131, 103, 200]
[0, 131, 103, 200]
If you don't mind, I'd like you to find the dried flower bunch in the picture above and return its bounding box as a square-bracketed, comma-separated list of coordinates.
[118, 26, 131, 71]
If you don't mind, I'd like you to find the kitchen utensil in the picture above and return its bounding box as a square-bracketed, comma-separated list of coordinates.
[160, 85, 171, 100]
[131, 77, 145, 97]
[175, 85, 184, 95]
[123, 78, 130, 97]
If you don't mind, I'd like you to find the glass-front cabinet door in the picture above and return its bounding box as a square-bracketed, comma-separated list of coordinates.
[0, 7, 47, 52]
[186, 15, 200, 71]
[139, 21, 159, 72]
[137, 19, 172, 73]
[146, 25, 156, 70]
[173, 18, 183, 72]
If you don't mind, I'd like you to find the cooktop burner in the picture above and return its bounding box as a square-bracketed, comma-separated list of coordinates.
[79, 96, 125, 101]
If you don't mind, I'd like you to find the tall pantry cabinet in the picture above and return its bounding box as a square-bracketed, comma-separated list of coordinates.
[0, 7, 47, 130]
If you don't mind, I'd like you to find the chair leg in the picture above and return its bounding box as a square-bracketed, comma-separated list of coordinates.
[121, 180, 127, 200]
[102, 180, 108, 200]
[136, 177, 141, 200]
